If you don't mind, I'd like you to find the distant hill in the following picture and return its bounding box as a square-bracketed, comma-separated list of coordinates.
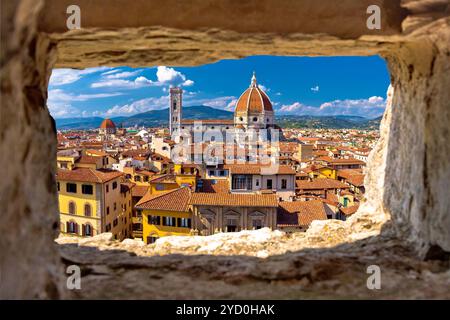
[276, 114, 381, 129]
[55, 105, 382, 130]
[54, 106, 233, 129]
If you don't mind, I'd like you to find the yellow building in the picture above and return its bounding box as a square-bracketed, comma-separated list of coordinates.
[123, 166, 155, 186]
[57, 166, 129, 240]
[316, 166, 338, 180]
[135, 187, 192, 244]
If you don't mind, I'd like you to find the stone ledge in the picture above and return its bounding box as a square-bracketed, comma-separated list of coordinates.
[56, 209, 449, 299]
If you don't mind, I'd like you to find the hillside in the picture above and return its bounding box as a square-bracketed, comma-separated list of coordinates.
[55, 106, 381, 130]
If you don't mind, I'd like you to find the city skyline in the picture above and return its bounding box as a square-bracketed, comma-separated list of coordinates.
[48, 55, 390, 119]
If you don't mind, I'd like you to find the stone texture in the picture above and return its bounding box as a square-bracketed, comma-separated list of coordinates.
[1, 0, 449, 299]
[56, 228, 450, 299]
[0, 0, 64, 299]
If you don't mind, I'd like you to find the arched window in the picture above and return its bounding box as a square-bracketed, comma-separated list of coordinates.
[253, 117, 258, 122]
[66, 221, 78, 234]
[68, 201, 76, 215]
[239, 117, 243, 122]
[84, 203, 92, 217]
[83, 224, 93, 237]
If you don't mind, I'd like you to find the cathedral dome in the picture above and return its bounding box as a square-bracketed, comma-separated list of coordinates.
[235, 72, 273, 115]
[100, 118, 116, 129]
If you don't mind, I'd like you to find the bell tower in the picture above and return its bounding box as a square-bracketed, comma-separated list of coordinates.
[169, 87, 182, 135]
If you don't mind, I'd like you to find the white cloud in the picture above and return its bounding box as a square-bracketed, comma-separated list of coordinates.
[49, 67, 110, 86]
[91, 77, 155, 89]
[104, 95, 170, 116]
[185, 96, 237, 110]
[48, 103, 80, 118]
[156, 66, 194, 87]
[47, 89, 124, 118]
[311, 85, 320, 93]
[279, 96, 386, 118]
[183, 79, 195, 87]
[104, 70, 143, 79]
[258, 84, 270, 92]
[91, 66, 194, 89]
[48, 89, 123, 102]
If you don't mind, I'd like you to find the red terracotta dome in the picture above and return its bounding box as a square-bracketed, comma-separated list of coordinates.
[235, 72, 273, 114]
[100, 118, 116, 129]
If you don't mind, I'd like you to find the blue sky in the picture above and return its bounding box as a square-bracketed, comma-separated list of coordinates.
[48, 55, 390, 119]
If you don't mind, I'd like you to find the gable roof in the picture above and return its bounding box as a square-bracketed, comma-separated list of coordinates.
[56, 168, 123, 183]
[296, 178, 349, 190]
[278, 200, 328, 227]
[224, 164, 296, 175]
[189, 193, 278, 207]
[135, 187, 191, 212]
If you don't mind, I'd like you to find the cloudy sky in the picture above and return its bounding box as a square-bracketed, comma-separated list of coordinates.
[48, 55, 390, 119]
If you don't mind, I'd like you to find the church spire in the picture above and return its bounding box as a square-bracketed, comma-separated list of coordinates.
[250, 71, 257, 88]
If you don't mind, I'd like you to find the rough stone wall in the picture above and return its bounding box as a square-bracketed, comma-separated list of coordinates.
[0, 0, 63, 299]
[0, 0, 449, 299]
[383, 22, 450, 256]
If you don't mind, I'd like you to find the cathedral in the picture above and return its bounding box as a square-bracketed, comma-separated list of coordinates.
[169, 72, 280, 145]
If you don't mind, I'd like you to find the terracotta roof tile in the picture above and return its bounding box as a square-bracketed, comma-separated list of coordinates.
[225, 164, 295, 175]
[278, 200, 328, 227]
[131, 185, 149, 197]
[296, 178, 349, 190]
[189, 193, 278, 207]
[135, 187, 191, 212]
[56, 168, 123, 183]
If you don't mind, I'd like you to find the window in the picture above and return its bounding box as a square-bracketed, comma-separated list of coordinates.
[105, 224, 111, 232]
[143, 176, 149, 182]
[252, 219, 263, 230]
[226, 219, 237, 232]
[84, 203, 91, 217]
[134, 176, 141, 182]
[267, 118, 270, 122]
[256, 179, 260, 187]
[113, 218, 118, 227]
[114, 202, 117, 211]
[66, 183, 77, 193]
[232, 175, 252, 190]
[253, 117, 258, 122]
[163, 216, 175, 227]
[83, 224, 93, 236]
[173, 102, 177, 110]
[82, 184, 93, 195]
[281, 179, 287, 190]
[106, 206, 110, 215]
[148, 215, 160, 225]
[60, 162, 68, 169]
[239, 117, 243, 121]
[66, 221, 78, 234]
[177, 218, 191, 228]
[147, 236, 158, 244]
[57, 182, 60, 192]
[156, 184, 164, 191]
[112, 181, 118, 189]
[267, 179, 273, 189]
[68, 202, 76, 215]
[106, 184, 109, 193]
[209, 170, 215, 176]
[132, 223, 142, 231]
[219, 170, 225, 176]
